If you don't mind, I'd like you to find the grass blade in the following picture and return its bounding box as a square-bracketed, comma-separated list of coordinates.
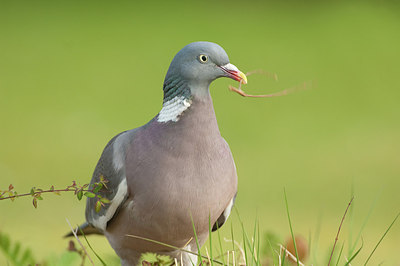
[65, 219, 94, 266]
[335, 242, 344, 266]
[349, 188, 382, 256]
[266, 237, 277, 266]
[125, 234, 224, 265]
[284, 188, 300, 266]
[281, 245, 286, 266]
[78, 226, 106, 266]
[364, 212, 400, 265]
[231, 222, 235, 254]
[347, 181, 355, 257]
[234, 207, 253, 265]
[257, 221, 261, 266]
[251, 218, 257, 265]
[216, 223, 224, 264]
[345, 238, 363, 266]
[242, 227, 248, 265]
[191, 214, 204, 265]
[208, 215, 214, 266]
[311, 212, 323, 264]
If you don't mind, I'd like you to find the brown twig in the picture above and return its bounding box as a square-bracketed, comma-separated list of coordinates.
[66, 218, 94, 266]
[246, 69, 279, 81]
[0, 188, 77, 201]
[327, 196, 355, 266]
[229, 84, 291, 98]
[229, 78, 310, 98]
[0, 179, 110, 212]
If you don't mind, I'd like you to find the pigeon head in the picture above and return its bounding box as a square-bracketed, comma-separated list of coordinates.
[163, 42, 247, 100]
[158, 42, 247, 123]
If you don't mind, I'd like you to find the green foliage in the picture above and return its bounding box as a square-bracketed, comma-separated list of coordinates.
[138, 252, 174, 266]
[0, 180, 110, 213]
[0, 198, 399, 266]
[0, 231, 36, 266]
[84, 191, 96, 198]
[1, 184, 398, 265]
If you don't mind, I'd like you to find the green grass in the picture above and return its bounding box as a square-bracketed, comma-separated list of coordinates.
[1, 190, 399, 265]
[1, 0, 400, 264]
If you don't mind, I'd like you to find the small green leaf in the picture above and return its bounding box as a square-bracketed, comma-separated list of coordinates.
[84, 192, 96, 198]
[140, 252, 159, 264]
[36, 194, 43, 200]
[77, 190, 83, 200]
[99, 175, 109, 188]
[30, 187, 35, 195]
[32, 198, 37, 208]
[95, 200, 102, 213]
[157, 254, 174, 265]
[50, 185, 54, 191]
[93, 183, 103, 193]
[100, 197, 110, 204]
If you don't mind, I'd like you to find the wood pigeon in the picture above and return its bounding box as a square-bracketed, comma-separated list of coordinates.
[76, 41, 247, 265]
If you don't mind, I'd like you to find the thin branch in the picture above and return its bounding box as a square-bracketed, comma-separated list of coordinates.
[1, 181, 109, 212]
[0, 188, 77, 201]
[229, 80, 310, 98]
[328, 197, 354, 266]
[246, 69, 279, 81]
[66, 218, 94, 266]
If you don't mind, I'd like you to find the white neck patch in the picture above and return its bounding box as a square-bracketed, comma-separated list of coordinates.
[157, 96, 192, 123]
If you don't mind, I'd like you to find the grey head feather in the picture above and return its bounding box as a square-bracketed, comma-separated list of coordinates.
[163, 41, 231, 101]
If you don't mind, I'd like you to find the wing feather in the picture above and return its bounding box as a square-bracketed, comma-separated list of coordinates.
[85, 129, 136, 231]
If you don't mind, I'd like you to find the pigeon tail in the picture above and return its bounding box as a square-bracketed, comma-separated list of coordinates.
[63, 222, 103, 238]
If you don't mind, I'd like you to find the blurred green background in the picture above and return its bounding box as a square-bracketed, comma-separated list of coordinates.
[1, 0, 399, 265]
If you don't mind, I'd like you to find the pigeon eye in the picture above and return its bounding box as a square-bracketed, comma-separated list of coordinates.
[199, 54, 208, 63]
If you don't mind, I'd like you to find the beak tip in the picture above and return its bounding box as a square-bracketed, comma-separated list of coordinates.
[220, 63, 248, 85]
[239, 71, 248, 85]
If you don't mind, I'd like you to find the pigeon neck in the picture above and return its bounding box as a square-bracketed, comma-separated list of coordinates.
[158, 75, 192, 123]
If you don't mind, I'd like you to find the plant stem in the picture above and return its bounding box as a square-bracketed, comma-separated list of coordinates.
[0, 188, 83, 201]
[328, 197, 354, 266]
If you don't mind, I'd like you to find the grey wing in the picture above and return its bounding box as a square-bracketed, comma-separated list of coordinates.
[85, 129, 136, 232]
[212, 194, 237, 231]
